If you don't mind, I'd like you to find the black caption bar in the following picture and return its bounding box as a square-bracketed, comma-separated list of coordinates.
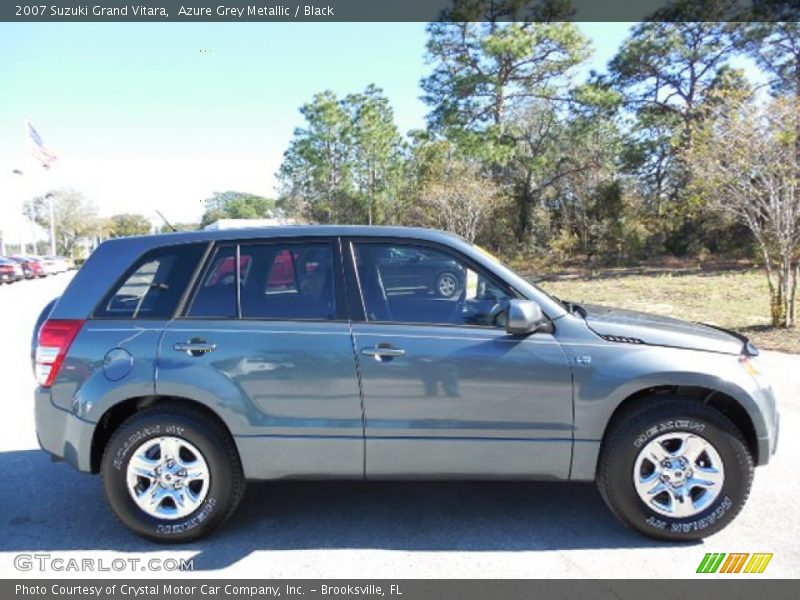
[2, 0, 799, 23]
[4, 580, 800, 600]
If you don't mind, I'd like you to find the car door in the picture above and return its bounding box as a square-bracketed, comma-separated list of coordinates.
[346, 239, 574, 479]
[157, 237, 364, 479]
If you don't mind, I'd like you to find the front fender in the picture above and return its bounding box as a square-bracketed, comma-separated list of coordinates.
[562, 339, 776, 479]
[571, 343, 769, 442]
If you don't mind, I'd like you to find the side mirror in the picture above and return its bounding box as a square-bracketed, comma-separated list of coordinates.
[505, 299, 547, 335]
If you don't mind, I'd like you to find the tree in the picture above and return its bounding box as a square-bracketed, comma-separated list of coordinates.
[278, 86, 404, 224]
[609, 7, 742, 242]
[548, 119, 626, 262]
[503, 101, 622, 244]
[421, 9, 602, 245]
[686, 95, 800, 328]
[421, 14, 590, 162]
[420, 159, 500, 243]
[105, 213, 152, 238]
[200, 191, 275, 227]
[738, 16, 800, 183]
[611, 2, 741, 129]
[24, 189, 101, 257]
[738, 14, 800, 98]
[278, 90, 355, 223]
[346, 85, 404, 225]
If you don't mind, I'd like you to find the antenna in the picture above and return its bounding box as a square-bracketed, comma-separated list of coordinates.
[156, 210, 177, 232]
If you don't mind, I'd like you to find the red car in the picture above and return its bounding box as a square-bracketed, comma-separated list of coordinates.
[207, 249, 316, 288]
[10, 255, 45, 278]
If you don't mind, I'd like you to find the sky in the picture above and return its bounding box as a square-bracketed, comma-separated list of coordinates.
[0, 22, 718, 238]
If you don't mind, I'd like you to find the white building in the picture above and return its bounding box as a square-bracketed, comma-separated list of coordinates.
[0, 205, 48, 255]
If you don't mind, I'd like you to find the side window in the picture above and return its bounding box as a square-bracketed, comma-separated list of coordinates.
[353, 242, 511, 327]
[95, 243, 206, 319]
[240, 242, 335, 320]
[186, 246, 237, 318]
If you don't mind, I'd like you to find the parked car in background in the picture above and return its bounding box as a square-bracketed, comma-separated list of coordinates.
[36, 256, 57, 276]
[0, 257, 24, 283]
[49, 256, 70, 274]
[9, 255, 45, 279]
[374, 245, 465, 298]
[37, 255, 69, 275]
[206, 250, 319, 289]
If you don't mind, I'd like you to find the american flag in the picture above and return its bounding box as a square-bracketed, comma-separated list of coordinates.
[27, 121, 58, 169]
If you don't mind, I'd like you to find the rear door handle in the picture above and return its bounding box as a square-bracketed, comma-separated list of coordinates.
[173, 340, 217, 357]
[361, 345, 405, 360]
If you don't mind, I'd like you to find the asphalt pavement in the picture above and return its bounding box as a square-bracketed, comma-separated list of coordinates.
[0, 272, 797, 578]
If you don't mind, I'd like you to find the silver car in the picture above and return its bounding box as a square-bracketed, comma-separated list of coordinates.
[33, 226, 779, 542]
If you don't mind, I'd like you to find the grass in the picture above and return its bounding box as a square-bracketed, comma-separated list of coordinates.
[528, 266, 799, 354]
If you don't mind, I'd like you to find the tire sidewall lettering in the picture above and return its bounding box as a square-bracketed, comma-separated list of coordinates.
[155, 497, 217, 535]
[113, 424, 162, 471]
[633, 419, 706, 450]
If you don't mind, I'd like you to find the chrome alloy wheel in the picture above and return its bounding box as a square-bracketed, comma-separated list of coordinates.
[437, 273, 458, 297]
[633, 432, 725, 518]
[126, 436, 210, 520]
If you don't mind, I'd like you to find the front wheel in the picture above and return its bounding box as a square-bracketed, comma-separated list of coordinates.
[597, 398, 754, 541]
[101, 405, 245, 543]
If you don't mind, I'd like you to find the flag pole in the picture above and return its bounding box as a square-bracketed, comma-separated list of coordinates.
[25, 119, 59, 256]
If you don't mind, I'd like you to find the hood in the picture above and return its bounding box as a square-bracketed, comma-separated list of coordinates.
[579, 304, 746, 355]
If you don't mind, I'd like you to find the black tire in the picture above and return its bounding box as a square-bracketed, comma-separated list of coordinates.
[101, 405, 245, 543]
[597, 397, 754, 541]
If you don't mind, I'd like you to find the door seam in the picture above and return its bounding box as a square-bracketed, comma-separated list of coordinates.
[348, 320, 367, 479]
[153, 319, 174, 395]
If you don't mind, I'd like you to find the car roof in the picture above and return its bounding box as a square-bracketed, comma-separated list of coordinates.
[123, 225, 464, 246]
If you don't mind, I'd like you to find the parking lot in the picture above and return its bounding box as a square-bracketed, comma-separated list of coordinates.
[1, 273, 798, 578]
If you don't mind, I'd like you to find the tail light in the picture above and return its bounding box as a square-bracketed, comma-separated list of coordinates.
[35, 319, 84, 387]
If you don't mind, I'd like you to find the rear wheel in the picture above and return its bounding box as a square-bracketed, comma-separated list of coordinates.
[435, 271, 460, 298]
[101, 405, 245, 543]
[597, 398, 754, 541]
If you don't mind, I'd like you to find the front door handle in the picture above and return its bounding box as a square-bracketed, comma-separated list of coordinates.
[361, 344, 406, 360]
[173, 339, 217, 357]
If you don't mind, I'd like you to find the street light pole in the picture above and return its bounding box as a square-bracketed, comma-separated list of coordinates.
[46, 193, 56, 255]
[12, 168, 36, 255]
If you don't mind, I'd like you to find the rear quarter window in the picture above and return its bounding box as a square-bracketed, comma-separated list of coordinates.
[94, 243, 207, 319]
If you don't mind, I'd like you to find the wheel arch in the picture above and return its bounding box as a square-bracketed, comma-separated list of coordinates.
[601, 384, 760, 465]
[89, 395, 237, 474]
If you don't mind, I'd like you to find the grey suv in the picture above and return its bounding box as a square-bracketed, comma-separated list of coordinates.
[33, 226, 779, 542]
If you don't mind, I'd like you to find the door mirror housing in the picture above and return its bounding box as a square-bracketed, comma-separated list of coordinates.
[505, 299, 547, 335]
